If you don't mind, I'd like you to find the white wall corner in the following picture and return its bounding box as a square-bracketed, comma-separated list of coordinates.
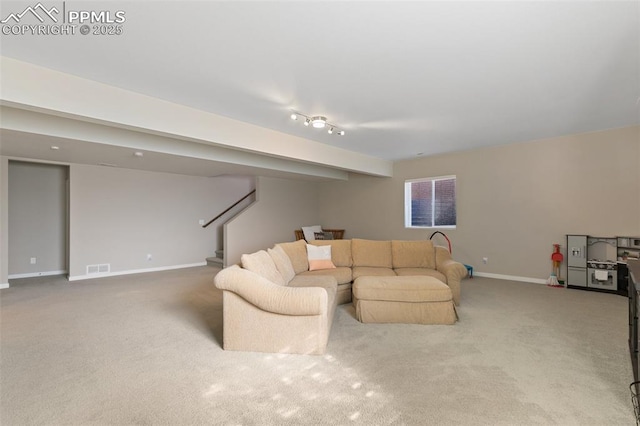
[0, 157, 9, 286]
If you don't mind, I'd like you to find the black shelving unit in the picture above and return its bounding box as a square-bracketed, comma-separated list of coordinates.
[628, 260, 640, 424]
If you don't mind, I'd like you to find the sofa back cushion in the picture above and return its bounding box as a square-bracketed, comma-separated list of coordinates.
[310, 240, 352, 267]
[276, 239, 309, 274]
[268, 245, 296, 284]
[241, 250, 285, 286]
[352, 239, 392, 268]
[391, 240, 436, 269]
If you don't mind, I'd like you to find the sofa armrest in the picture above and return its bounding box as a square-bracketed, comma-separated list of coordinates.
[435, 246, 468, 305]
[435, 246, 467, 277]
[437, 259, 468, 280]
[214, 265, 327, 316]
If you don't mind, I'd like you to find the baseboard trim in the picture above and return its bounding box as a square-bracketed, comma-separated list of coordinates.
[8, 270, 67, 280]
[0, 283, 9, 289]
[68, 262, 207, 281]
[473, 272, 548, 285]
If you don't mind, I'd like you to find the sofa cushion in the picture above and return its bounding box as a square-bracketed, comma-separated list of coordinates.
[352, 266, 396, 280]
[276, 240, 309, 274]
[394, 268, 447, 283]
[352, 239, 392, 268]
[307, 244, 336, 271]
[353, 275, 453, 303]
[299, 267, 353, 285]
[310, 240, 352, 267]
[241, 250, 285, 286]
[268, 245, 296, 284]
[391, 240, 436, 269]
[288, 274, 338, 291]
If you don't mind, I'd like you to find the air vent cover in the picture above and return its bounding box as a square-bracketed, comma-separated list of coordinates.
[86, 264, 110, 274]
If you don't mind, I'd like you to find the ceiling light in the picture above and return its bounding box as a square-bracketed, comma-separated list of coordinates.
[50, 145, 59, 150]
[311, 116, 326, 128]
[289, 111, 346, 136]
[134, 151, 144, 157]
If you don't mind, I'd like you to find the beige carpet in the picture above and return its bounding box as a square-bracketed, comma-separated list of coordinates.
[0, 267, 634, 425]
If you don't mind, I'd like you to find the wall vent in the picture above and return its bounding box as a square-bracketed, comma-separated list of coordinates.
[86, 264, 110, 274]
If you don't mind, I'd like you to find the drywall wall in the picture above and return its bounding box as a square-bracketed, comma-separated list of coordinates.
[225, 176, 320, 266]
[0, 157, 8, 287]
[68, 164, 253, 279]
[318, 126, 640, 282]
[8, 161, 68, 277]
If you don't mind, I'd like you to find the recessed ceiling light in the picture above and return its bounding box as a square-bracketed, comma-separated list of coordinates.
[50, 146, 59, 150]
[134, 151, 144, 157]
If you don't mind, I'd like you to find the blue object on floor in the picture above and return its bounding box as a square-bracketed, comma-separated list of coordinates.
[464, 264, 473, 278]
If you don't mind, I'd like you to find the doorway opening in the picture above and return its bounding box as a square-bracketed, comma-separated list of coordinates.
[8, 161, 69, 281]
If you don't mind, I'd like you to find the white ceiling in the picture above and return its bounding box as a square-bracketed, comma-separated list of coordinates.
[1, 1, 639, 172]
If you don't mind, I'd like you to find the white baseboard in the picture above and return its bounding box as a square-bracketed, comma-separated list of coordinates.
[8, 270, 67, 280]
[0, 283, 9, 289]
[473, 272, 548, 285]
[68, 262, 207, 282]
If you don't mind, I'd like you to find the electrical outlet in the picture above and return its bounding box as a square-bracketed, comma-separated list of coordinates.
[147, 254, 153, 261]
[198, 219, 205, 226]
[30, 257, 36, 265]
[482, 257, 488, 264]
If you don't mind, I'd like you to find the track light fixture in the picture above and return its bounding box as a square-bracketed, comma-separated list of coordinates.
[290, 111, 346, 136]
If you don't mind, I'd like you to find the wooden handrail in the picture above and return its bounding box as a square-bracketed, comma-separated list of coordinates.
[202, 189, 256, 228]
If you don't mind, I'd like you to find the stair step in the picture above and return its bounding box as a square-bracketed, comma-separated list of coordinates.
[206, 256, 223, 267]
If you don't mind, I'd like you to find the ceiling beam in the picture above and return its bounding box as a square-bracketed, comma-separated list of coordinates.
[0, 106, 353, 181]
[0, 56, 393, 178]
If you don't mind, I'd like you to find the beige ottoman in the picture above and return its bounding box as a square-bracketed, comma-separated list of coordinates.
[352, 276, 457, 325]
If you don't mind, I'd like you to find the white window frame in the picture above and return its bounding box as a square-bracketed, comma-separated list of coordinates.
[404, 175, 457, 229]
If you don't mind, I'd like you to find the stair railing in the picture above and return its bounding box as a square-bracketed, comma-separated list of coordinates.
[202, 189, 256, 228]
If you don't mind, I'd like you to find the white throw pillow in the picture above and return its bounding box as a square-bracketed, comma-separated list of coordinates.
[301, 225, 323, 241]
[306, 244, 336, 271]
[268, 245, 296, 284]
[241, 250, 285, 286]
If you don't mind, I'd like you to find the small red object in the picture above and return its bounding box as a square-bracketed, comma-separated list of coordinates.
[551, 244, 563, 262]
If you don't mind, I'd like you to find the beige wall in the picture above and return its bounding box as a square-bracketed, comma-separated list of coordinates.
[2, 126, 636, 284]
[8, 161, 68, 276]
[225, 176, 320, 266]
[68, 164, 253, 278]
[319, 126, 640, 281]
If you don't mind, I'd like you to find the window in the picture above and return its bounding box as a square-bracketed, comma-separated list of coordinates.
[404, 175, 456, 228]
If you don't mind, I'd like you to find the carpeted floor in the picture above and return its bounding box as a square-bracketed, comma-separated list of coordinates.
[0, 267, 635, 425]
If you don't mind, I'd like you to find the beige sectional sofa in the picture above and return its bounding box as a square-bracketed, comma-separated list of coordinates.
[214, 238, 467, 355]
